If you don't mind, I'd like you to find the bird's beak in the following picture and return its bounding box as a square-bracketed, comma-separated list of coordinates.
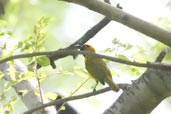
[75, 45, 84, 50]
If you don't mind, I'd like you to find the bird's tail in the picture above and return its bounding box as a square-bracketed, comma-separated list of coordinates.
[105, 76, 119, 92]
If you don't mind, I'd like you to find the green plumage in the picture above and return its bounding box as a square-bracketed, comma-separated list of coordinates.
[85, 56, 112, 85]
[81, 44, 119, 92]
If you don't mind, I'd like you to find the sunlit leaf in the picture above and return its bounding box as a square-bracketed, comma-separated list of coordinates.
[59, 106, 66, 111]
[7, 67, 17, 81]
[39, 72, 47, 82]
[125, 44, 133, 50]
[0, 50, 14, 60]
[17, 41, 23, 48]
[2, 43, 6, 49]
[8, 104, 13, 113]
[4, 82, 11, 92]
[88, 98, 100, 108]
[111, 69, 119, 77]
[37, 56, 50, 67]
[2, 104, 8, 111]
[128, 67, 140, 76]
[25, 72, 36, 80]
[0, 20, 8, 27]
[0, 71, 5, 79]
[34, 89, 39, 96]
[112, 38, 119, 44]
[116, 54, 129, 61]
[0, 31, 4, 36]
[18, 89, 28, 96]
[44, 92, 58, 100]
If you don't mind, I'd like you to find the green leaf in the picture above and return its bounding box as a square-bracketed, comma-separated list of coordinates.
[44, 92, 58, 100]
[4, 82, 11, 92]
[37, 56, 50, 67]
[0, 50, 14, 60]
[128, 67, 140, 76]
[88, 98, 100, 107]
[28, 66, 34, 72]
[17, 41, 23, 48]
[0, 71, 5, 79]
[0, 31, 4, 36]
[24, 36, 33, 43]
[39, 72, 47, 82]
[8, 104, 13, 113]
[2, 43, 6, 49]
[25, 72, 36, 79]
[125, 44, 133, 50]
[116, 54, 129, 61]
[111, 69, 119, 76]
[59, 106, 66, 111]
[2, 104, 8, 110]
[10, 96, 17, 104]
[7, 67, 17, 81]
[37, 16, 50, 26]
[112, 38, 119, 44]
[34, 89, 39, 96]
[5, 30, 13, 36]
[0, 20, 7, 27]
[18, 90, 28, 96]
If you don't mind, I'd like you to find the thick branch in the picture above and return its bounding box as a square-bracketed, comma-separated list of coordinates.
[48, 0, 122, 68]
[67, 17, 111, 49]
[67, 0, 113, 49]
[103, 49, 171, 114]
[1, 50, 171, 70]
[61, 0, 171, 46]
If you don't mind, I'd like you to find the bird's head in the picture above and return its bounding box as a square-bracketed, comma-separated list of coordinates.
[80, 44, 96, 53]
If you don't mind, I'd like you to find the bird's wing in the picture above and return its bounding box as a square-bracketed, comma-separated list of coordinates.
[85, 58, 111, 85]
[98, 59, 112, 78]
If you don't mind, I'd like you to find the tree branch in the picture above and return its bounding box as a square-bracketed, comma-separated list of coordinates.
[0, 55, 56, 114]
[23, 84, 129, 114]
[66, 0, 114, 49]
[67, 17, 111, 49]
[1, 49, 171, 70]
[60, 0, 171, 47]
[48, 0, 123, 68]
[103, 49, 171, 114]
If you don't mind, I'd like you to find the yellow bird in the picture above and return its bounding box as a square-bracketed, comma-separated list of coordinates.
[80, 44, 120, 92]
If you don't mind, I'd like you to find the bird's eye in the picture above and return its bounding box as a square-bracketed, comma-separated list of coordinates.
[85, 45, 89, 47]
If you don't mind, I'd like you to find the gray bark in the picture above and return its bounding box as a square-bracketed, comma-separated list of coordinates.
[103, 49, 171, 114]
[0, 41, 56, 114]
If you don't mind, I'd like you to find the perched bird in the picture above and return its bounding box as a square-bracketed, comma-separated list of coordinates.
[80, 44, 120, 92]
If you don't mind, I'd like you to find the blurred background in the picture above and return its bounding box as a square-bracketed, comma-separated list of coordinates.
[0, 0, 171, 113]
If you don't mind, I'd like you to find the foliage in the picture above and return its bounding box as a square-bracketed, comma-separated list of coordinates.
[0, 0, 170, 113]
[0, 16, 51, 113]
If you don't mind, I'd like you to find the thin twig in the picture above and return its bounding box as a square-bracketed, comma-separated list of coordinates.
[57, 77, 90, 114]
[33, 28, 45, 111]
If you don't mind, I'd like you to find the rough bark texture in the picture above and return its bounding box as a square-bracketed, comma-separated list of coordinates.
[0, 45, 56, 114]
[103, 49, 171, 114]
[62, 0, 171, 46]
